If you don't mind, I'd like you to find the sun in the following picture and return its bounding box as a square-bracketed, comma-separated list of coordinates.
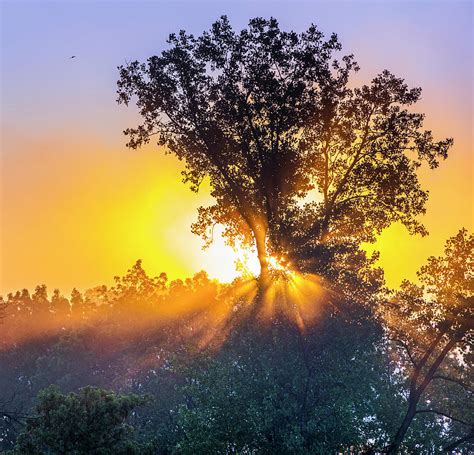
[198, 227, 261, 282]
[200, 225, 298, 282]
[267, 255, 295, 276]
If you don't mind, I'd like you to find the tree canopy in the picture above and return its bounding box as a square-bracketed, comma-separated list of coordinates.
[117, 16, 452, 278]
[0, 229, 471, 453]
[384, 229, 473, 453]
[9, 386, 152, 454]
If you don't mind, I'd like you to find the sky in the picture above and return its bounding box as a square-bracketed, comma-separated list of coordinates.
[1, 0, 472, 295]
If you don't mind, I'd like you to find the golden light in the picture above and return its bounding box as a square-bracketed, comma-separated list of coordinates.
[267, 255, 295, 275]
[205, 239, 296, 283]
[201, 238, 328, 335]
[257, 269, 328, 331]
[198, 225, 261, 282]
[192, 238, 329, 340]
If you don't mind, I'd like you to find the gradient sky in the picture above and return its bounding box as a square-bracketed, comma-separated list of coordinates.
[1, 0, 472, 295]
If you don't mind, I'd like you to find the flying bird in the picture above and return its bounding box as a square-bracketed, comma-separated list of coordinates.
[70, 55, 76, 59]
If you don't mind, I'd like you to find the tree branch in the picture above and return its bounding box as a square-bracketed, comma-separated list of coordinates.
[432, 374, 474, 393]
[416, 409, 472, 427]
[390, 338, 418, 368]
[443, 428, 474, 453]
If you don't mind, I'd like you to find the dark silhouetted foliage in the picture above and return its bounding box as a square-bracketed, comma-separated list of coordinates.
[117, 16, 452, 279]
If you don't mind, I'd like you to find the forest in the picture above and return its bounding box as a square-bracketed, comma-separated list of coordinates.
[1, 16, 472, 454]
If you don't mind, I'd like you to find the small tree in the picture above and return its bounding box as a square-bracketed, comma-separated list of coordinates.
[384, 229, 473, 453]
[10, 386, 152, 454]
[117, 16, 452, 280]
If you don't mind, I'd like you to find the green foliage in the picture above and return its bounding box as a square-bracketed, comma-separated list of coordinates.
[32, 333, 97, 393]
[0, 237, 472, 453]
[0, 15, 469, 453]
[169, 313, 389, 454]
[9, 386, 152, 455]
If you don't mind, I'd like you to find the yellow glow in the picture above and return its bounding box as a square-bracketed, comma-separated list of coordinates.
[1, 271, 332, 350]
[1, 95, 472, 295]
[258, 271, 328, 330]
[267, 255, 294, 275]
[203, 226, 261, 282]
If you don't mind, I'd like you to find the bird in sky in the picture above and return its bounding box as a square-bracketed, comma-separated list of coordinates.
[70, 55, 76, 59]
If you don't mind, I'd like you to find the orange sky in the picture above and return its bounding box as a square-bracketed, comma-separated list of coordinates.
[1, 2, 472, 295]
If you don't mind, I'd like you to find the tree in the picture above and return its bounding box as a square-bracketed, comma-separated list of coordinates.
[10, 386, 153, 454]
[32, 333, 98, 393]
[0, 297, 6, 321]
[117, 16, 452, 281]
[384, 229, 473, 453]
[171, 316, 387, 454]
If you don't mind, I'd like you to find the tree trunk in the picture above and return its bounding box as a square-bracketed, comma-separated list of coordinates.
[386, 399, 417, 454]
[256, 236, 270, 284]
[386, 337, 458, 453]
[254, 226, 270, 292]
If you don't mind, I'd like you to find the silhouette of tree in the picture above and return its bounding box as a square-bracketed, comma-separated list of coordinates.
[0, 297, 7, 324]
[51, 288, 70, 318]
[107, 260, 168, 307]
[384, 229, 473, 453]
[117, 16, 452, 280]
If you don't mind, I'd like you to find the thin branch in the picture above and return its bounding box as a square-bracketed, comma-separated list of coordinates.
[432, 374, 474, 393]
[0, 410, 28, 426]
[416, 409, 471, 427]
[443, 428, 474, 452]
[410, 328, 448, 396]
[390, 338, 418, 367]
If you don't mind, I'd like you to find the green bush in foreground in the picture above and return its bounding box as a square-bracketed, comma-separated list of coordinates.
[9, 386, 154, 455]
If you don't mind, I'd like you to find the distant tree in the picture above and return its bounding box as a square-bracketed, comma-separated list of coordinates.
[31, 284, 50, 315]
[117, 16, 452, 281]
[10, 386, 153, 454]
[69, 287, 89, 320]
[5, 289, 33, 319]
[32, 333, 98, 393]
[105, 260, 168, 310]
[51, 288, 70, 318]
[383, 229, 473, 453]
[0, 297, 6, 320]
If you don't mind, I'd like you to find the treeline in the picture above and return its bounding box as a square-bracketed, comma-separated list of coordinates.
[0, 230, 472, 454]
[2, 15, 472, 454]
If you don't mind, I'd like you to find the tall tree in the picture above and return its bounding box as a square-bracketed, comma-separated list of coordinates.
[384, 229, 473, 453]
[117, 16, 452, 280]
